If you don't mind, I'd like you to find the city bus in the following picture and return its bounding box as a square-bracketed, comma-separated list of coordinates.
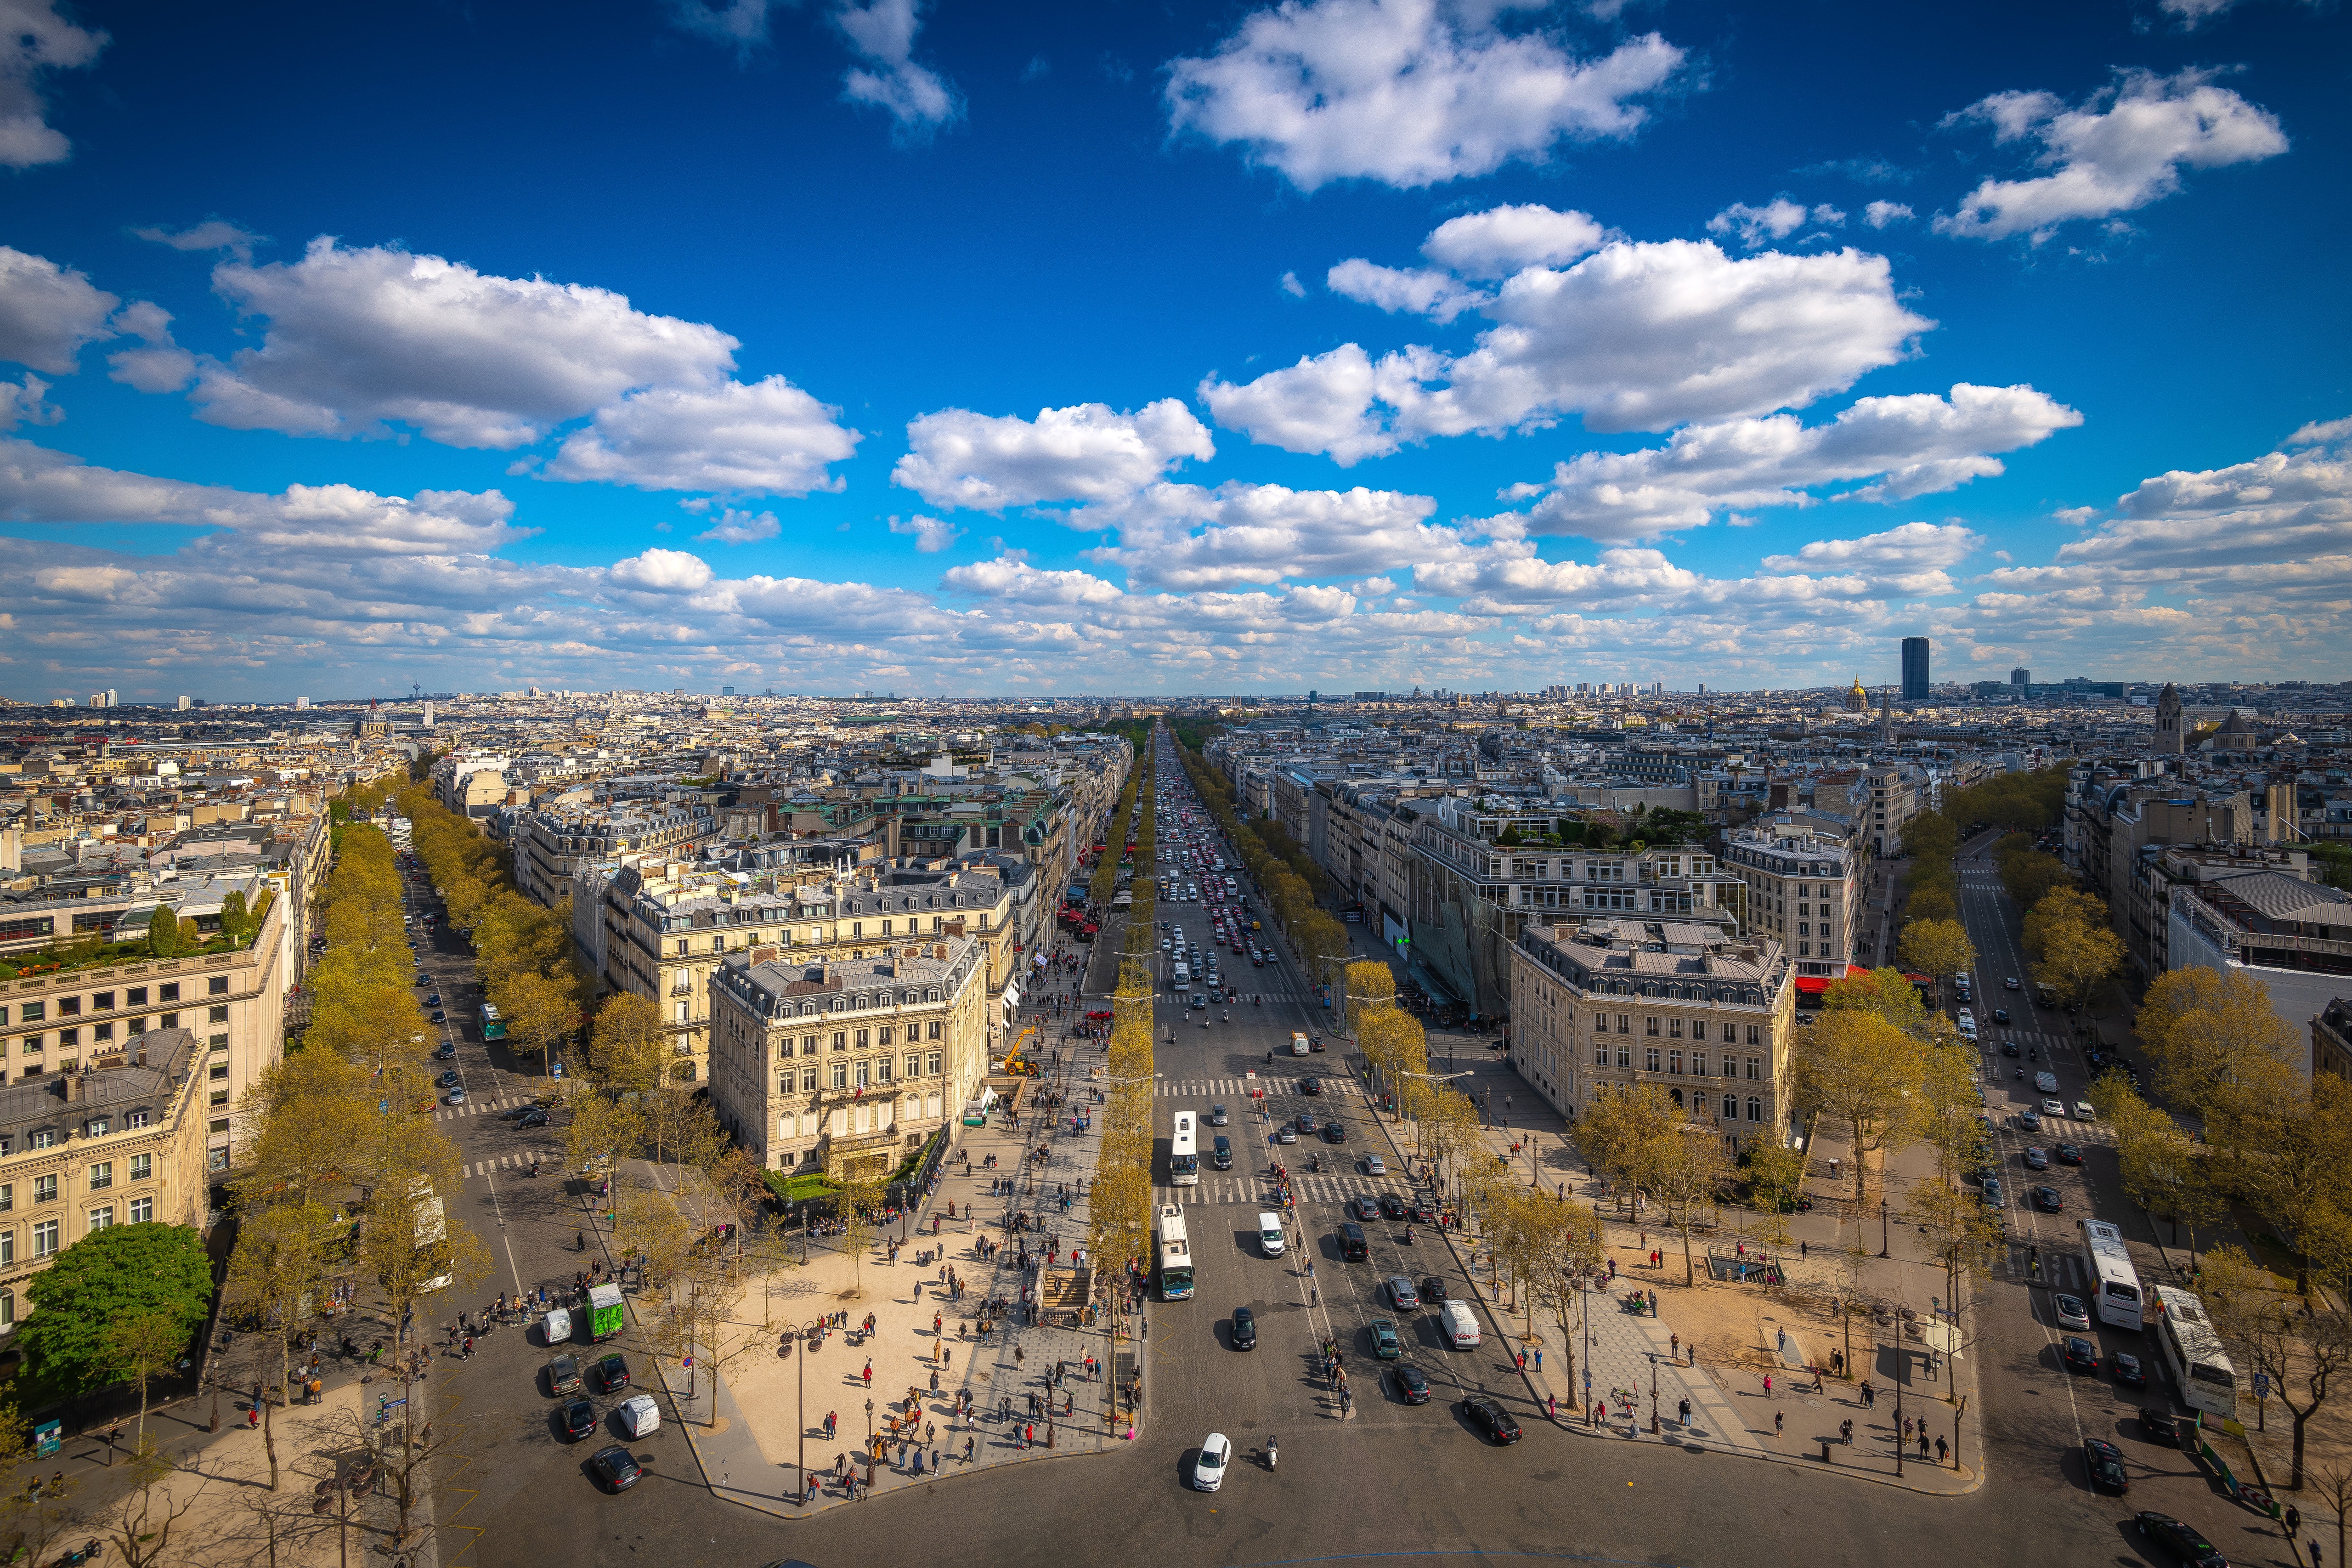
[1156, 1203, 1194, 1300]
[2079, 1219, 2146, 1330]
[2148, 1283, 2240, 1426]
[478, 1002, 507, 1042]
[1170, 1111, 1199, 1187]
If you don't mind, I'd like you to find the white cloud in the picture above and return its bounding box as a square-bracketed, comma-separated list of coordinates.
[608, 548, 716, 593]
[1706, 198, 1809, 248]
[0, 0, 105, 169]
[103, 301, 199, 395]
[667, 0, 774, 52]
[2157, 0, 2238, 26]
[130, 220, 264, 263]
[544, 375, 859, 495]
[0, 373, 58, 430]
[695, 507, 781, 545]
[1325, 258, 1485, 322]
[1864, 200, 1913, 229]
[0, 246, 118, 373]
[189, 238, 742, 448]
[1080, 480, 1468, 589]
[2053, 432, 2352, 575]
[940, 556, 1125, 606]
[1758, 521, 1980, 596]
[2285, 415, 2352, 447]
[837, 0, 958, 132]
[1420, 203, 1606, 276]
[1936, 69, 2288, 241]
[1164, 0, 1685, 190]
[1279, 270, 1306, 297]
[893, 399, 1214, 511]
[1208, 239, 1932, 458]
[888, 514, 963, 552]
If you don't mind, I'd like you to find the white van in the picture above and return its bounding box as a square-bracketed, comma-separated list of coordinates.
[1289, 1032, 1310, 1057]
[1257, 1212, 1286, 1257]
[541, 1307, 574, 1345]
[1440, 1300, 1481, 1349]
[1174, 962, 1190, 986]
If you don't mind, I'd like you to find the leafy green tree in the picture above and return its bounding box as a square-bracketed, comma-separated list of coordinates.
[145, 905, 181, 958]
[21, 1225, 212, 1398]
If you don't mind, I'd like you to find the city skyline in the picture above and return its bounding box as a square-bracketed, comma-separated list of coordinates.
[2, 0, 2346, 702]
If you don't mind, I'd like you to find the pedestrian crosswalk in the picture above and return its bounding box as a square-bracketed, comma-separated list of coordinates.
[434, 1095, 547, 1122]
[1157, 1173, 1400, 1207]
[460, 1150, 560, 1179]
[1155, 1076, 1357, 1098]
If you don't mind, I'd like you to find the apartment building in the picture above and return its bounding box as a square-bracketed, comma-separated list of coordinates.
[1508, 915, 1797, 1152]
[707, 937, 987, 1177]
[2168, 870, 2352, 1081]
[1720, 817, 1866, 977]
[514, 795, 715, 906]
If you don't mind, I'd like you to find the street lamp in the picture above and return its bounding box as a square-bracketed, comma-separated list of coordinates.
[1880, 1196, 1890, 1259]
[864, 1397, 875, 1491]
[787, 1316, 827, 1504]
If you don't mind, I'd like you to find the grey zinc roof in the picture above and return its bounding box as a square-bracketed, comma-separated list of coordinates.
[2218, 870, 2352, 926]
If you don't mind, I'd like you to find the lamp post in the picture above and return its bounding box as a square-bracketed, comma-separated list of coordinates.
[789, 1316, 826, 1503]
[1880, 1196, 1890, 1259]
[864, 1397, 875, 1492]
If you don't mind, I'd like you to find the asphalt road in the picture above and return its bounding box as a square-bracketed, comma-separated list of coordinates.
[423, 756, 2301, 1568]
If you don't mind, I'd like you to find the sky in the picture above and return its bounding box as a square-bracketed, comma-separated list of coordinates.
[0, 0, 2346, 704]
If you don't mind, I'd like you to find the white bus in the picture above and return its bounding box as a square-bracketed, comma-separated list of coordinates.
[2148, 1283, 2240, 1426]
[2079, 1219, 2146, 1330]
[1156, 1203, 1194, 1300]
[1170, 1110, 1199, 1186]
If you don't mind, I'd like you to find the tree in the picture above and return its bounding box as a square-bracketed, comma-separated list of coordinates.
[2021, 886, 2108, 959]
[1904, 880, 1960, 925]
[565, 1087, 646, 1181]
[1901, 1179, 2004, 1359]
[1650, 1124, 1732, 1286]
[587, 993, 669, 1095]
[2032, 913, 2126, 1013]
[2203, 1245, 2352, 1487]
[223, 1201, 332, 1489]
[103, 1315, 186, 1454]
[1574, 1084, 1675, 1206]
[2136, 967, 2303, 1133]
[497, 968, 580, 1076]
[1896, 919, 1976, 985]
[1791, 1008, 1928, 1207]
[1820, 967, 1935, 1041]
[101, 1439, 198, 1568]
[146, 905, 181, 958]
[21, 1223, 213, 1400]
[837, 1168, 888, 1298]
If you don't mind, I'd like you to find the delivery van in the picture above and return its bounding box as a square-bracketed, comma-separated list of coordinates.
[1440, 1300, 1481, 1349]
[1290, 1031, 1310, 1057]
[1258, 1212, 1286, 1257]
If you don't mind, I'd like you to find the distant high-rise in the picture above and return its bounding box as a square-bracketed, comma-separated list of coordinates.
[1900, 638, 1931, 700]
[722, 685, 735, 695]
[2010, 668, 2030, 688]
[2155, 682, 2184, 753]
[175, 695, 190, 711]
[422, 700, 435, 729]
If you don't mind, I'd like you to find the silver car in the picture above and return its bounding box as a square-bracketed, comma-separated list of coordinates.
[2054, 1292, 2092, 1331]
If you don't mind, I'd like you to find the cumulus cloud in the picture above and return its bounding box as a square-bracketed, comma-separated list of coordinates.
[0, 0, 105, 169]
[1164, 0, 1685, 190]
[607, 548, 717, 593]
[837, 0, 959, 132]
[1208, 238, 1932, 459]
[1419, 203, 1606, 275]
[666, 0, 774, 52]
[2052, 430, 2352, 575]
[1325, 258, 1485, 322]
[1936, 68, 2288, 241]
[130, 220, 264, 263]
[1080, 480, 1468, 590]
[1705, 199, 1810, 248]
[940, 556, 1126, 606]
[888, 514, 963, 552]
[0, 373, 59, 431]
[0, 246, 119, 373]
[1279, 270, 1306, 297]
[544, 375, 858, 495]
[103, 301, 199, 395]
[893, 399, 1214, 512]
[1503, 383, 2080, 539]
[695, 507, 781, 544]
[1864, 200, 1914, 229]
[2285, 416, 2352, 448]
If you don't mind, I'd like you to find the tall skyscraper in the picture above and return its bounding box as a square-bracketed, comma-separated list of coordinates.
[1900, 637, 1931, 700]
[175, 695, 190, 711]
[2010, 667, 2030, 688]
[294, 695, 310, 710]
[422, 700, 435, 728]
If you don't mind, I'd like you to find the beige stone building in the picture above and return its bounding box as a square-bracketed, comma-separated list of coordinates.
[707, 937, 988, 1177]
[0, 1026, 211, 1339]
[1509, 915, 1798, 1153]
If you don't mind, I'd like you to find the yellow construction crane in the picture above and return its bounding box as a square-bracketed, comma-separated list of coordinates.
[998, 1023, 1043, 1077]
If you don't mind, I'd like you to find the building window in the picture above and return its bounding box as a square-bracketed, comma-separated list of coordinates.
[1746, 1025, 1761, 1046]
[159, 984, 179, 1002]
[160, 1013, 178, 1030]
[853, 1059, 870, 1088]
[874, 1057, 892, 1083]
[1593, 1042, 1609, 1066]
[209, 1064, 228, 1081]
[1747, 1055, 1762, 1080]
[1691, 1052, 1707, 1076]
[801, 1036, 818, 1056]
[1644, 1047, 1660, 1072]
[209, 1091, 229, 1108]
[829, 1061, 848, 1090]
[128, 1197, 152, 1223]
[1747, 1096, 1763, 1122]
[801, 1067, 819, 1093]
[926, 1052, 941, 1077]
[927, 1021, 941, 1041]
[208, 977, 228, 996]
[88, 1163, 112, 1191]
[1668, 1050, 1682, 1075]
[32, 1175, 56, 1203]
[126, 1110, 149, 1129]
[32, 1221, 57, 1258]
[877, 1027, 893, 1048]
[1669, 1019, 1683, 1039]
[1645, 1017, 1659, 1036]
[0, 1184, 9, 1211]
[86, 1207, 113, 1232]
[0, 1232, 10, 1265]
[832, 1031, 847, 1050]
[208, 1006, 229, 1025]
[129, 1154, 151, 1182]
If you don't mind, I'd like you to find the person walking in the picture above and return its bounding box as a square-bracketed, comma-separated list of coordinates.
[1935, 1435, 1948, 1465]
[1774, 1411, 1784, 1437]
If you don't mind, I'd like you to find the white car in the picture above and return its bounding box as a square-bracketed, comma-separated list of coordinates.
[2005, 976, 2021, 990]
[2042, 1098, 2066, 1118]
[2053, 1294, 2091, 1331]
[1363, 1155, 1387, 1175]
[1192, 1432, 1231, 1491]
[618, 1393, 661, 1437]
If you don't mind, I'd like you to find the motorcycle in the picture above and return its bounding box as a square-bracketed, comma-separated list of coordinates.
[1402, 1225, 1414, 1245]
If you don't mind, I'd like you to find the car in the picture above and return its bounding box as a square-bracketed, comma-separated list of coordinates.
[2054, 1293, 2092, 1330]
[433, 1043, 456, 1060]
[1992, 1008, 2010, 1025]
[1362, 1153, 1384, 1174]
[415, 974, 431, 986]
[2083, 1437, 2130, 1493]
[2075, 1100, 2098, 1121]
[2005, 976, 2021, 990]
[1349, 1196, 1382, 1221]
[588, 1444, 642, 1491]
[1300, 1077, 1321, 1095]
[2054, 1143, 2084, 1166]
[546, 1354, 584, 1395]
[429, 1011, 447, 1023]
[591, 1353, 630, 1392]
[2033, 1185, 2064, 1212]
[1419, 1276, 1448, 1305]
[1231, 1307, 1257, 1351]
[517, 1108, 550, 1128]
[1386, 1275, 1420, 1310]
[2041, 1098, 2067, 1118]
[446, 1086, 468, 1105]
[2135, 1511, 2228, 1567]
[1378, 1193, 1408, 1220]
[2111, 1352, 2147, 1389]
[2022, 1146, 2049, 1171]
[561, 1396, 599, 1441]
[1295, 1114, 1317, 1137]
[2001, 1040, 2020, 1058]
[1464, 1396, 1522, 1444]
[425, 994, 441, 1007]
[2140, 1408, 2179, 1444]
[1981, 1177, 2004, 1207]
[2062, 1335, 2101, 1374]
[1370, 1319, 1402, 1359]
[1192, 993, 1209, 1009]
[438, 1070, 461, 1087]
[1322, 1122, 1348, 1144]
[1191, 1432, 1232, 1492]
[1392, 1364, 1431, 1404]
[1209, 1105, 1229, 1126]
[1276, 1123, 1297, 1144]
[2016, 1110, 2041, 1132]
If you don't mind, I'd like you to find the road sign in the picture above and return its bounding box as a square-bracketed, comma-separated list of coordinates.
[2255, 1372, 2271, 1400]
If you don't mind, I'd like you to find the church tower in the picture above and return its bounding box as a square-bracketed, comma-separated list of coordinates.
[2155, 683, 2183, 754]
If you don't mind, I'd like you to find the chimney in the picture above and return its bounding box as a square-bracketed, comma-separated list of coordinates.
[64, 1072, 86, 1104]
[750, 945, 778, 967]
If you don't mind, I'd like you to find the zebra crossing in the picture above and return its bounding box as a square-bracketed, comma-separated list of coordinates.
[434, 1095, 548, 1122]
[1159, 1172, 1400, 1207]
[460, 1150, 560, 1179]
[1155, 1076, 1357, 1099]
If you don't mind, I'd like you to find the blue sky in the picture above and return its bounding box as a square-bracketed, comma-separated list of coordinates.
[1, 0, 2346, 702]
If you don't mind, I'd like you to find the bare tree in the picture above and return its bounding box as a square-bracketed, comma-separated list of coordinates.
[101, 1446, 199, 1568]
[104, 1314, 188, 1454]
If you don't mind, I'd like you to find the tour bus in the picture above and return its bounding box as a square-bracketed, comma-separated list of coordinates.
[2079, 1219, 2146, 1330]
[1170, 1111, 1199, 1187]
[2148, 1283, 2240, 1425]
[478, 1002, 507, 1042]
[1156, 1204, 1194, 1300]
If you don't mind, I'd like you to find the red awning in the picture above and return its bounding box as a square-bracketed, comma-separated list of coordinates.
[1794, 977, 1832, 994]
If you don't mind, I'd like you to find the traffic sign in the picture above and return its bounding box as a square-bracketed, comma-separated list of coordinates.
[2255, 1372, 2271, 1400]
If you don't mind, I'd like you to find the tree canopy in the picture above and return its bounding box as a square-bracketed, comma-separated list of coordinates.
[21, 1224, 212, 1398]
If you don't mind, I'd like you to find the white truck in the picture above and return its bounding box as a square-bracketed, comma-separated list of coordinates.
[1289, 1031, 1310, 1057]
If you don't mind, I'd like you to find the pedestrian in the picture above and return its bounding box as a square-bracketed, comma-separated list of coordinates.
[1918, 1431, 1931, 1459]
[1775, 1411, 1784, 1436]
[1935, 1435, 1948, 1465]
[1670, 1332, 1680, 1362]
[1800, 1240, 1808, 1260]
[1763, 1374, 1772, 1399]
[1840, 1419, 1854, 1444]
[1678, 1398, 1691, 1426]
[1535, 1347, 1543, 1371]
[2290, 1508, 2304, 1539]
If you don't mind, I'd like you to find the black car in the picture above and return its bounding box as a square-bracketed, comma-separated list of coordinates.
[2135, 1511, 2228, 1567]
[1349, 1196, 1382, 1221]
[2033, 1185, 2064, 1212]
[1392, 1364, 1431, 1404]
[437, 1070, 462, 1088]
[2083, 1437, 2129, 1493]
[1300, 1077, 1321, 1095]
[1993, 1008, 2011, 1025]
[517, 1108, 551, 1129]
[2111, 1352, 2147, 1389]
[2054, 1143, 2084, 1166]
[2062, 1336, 2100, 1374]
[546, 1354, 584, 1395]
[1295, 1114, 1317, 1137]
[2002, 1041, 2021, 1057]
[1419, 1276, 1448, 1305]
[1411, 1200, 1438, 1224]
[1231, 1307, 1257, 1351]
[1464, 1396, 1522, 1444]
[1378, 1193, 1408, 1220]
[1322, 1121, 1347, 1143]
[561, 1397, 599, 1441]
[588, 1445, 643, 1491]
[430, 1011, 447, 1023]
[593, 1353, 630, 1393]
[434, 1043, 457, 1060]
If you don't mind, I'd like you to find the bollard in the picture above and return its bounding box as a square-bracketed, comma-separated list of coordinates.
[1821, 1438, 1833, 1462]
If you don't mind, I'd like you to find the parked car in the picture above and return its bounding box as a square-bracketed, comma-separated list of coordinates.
[588, 1445, 642, 1491]
[545, 1354, 584, 1395]
[593, 1353, 630, 1393]
[2133, 1511, 2227, 1566]
[561, 1397, 599, 1441]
